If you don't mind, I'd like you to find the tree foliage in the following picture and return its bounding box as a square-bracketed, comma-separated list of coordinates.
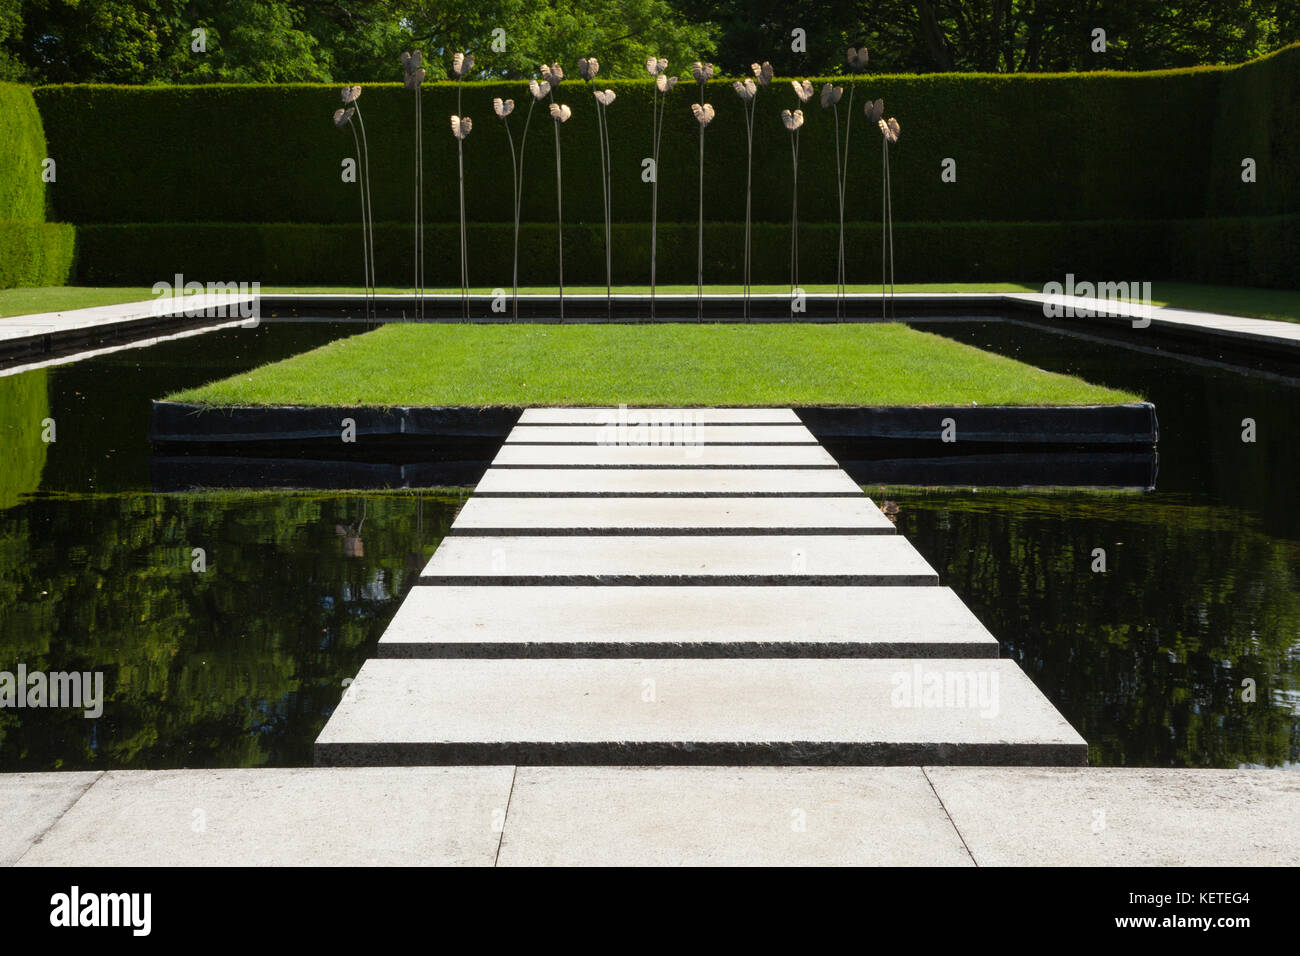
[5, 1, 1298, 84]
[672, 0, 1300, 75]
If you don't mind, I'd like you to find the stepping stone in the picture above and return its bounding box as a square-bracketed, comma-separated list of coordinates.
[419, 534, 939, 585]
[519, 408, 801, 424]
[313, 658, 1088, 766]
[376, 585, 999, 658]
[491, 444, 838, 468]
[473, 467, 865, 497]
[505, 424, 818, 444]
[449, 496, 895, 535]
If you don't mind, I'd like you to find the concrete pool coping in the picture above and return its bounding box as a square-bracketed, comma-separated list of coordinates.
[5, 766, 1297, 866]
[5, 291, 1300, 366]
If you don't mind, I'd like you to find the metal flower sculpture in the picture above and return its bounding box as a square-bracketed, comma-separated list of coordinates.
[691, 100, 716, 320]
[334, 89, 374, 319]
[733, 72, 762, 318]
[873, 103, 902, 319]
[833, 46, 869, 316]
[647, 57, 676, 318]
[506, 75, 553, 320]
[401, 51, 427, 317]
[782, 107, 806, 296]
[494, 96, 523, 319]
[549, 97, 573, 316]
[452, 51, 475, 110]
[820, 81, 846, 316]
[581, 56, 616, 315]
[451, 114, 473, 317]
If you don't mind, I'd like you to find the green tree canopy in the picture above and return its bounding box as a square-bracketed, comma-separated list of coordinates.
[3, 0, 1298, 84]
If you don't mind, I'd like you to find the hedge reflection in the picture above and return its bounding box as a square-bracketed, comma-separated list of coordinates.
[0, 491, 459, 770]
[893, 489, 1300, 767]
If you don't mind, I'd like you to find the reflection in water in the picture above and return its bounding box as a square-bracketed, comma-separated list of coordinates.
[0, 318, 1297, 769]
[0, 491, 456, 770]
[891, 490, 1299, 768]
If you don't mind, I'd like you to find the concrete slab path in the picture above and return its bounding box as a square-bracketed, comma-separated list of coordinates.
[375, 585, 1001, 658]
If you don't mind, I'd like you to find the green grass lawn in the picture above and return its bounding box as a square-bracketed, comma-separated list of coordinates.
[5, 281, 1300, 323]
[167, 323, 1140, 407]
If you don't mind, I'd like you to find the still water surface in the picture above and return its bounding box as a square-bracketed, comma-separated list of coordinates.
[0, 319, 1295, 769]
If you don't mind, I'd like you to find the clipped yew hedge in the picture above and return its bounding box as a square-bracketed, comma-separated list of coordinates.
[0, 83, 76, 288]
[27, 45, 1300, 289]
[35, 57, 1279, 228]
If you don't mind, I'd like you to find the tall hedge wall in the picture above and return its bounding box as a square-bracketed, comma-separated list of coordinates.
[36, 51, 1296, 229]
[27, 45, 1300, 289]
[0, 82, 76, 288]
[70, 216, 1298, 288]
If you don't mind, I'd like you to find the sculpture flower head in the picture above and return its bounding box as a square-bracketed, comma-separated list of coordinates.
[752, 61, 773, 86]
[879, 116, 900, 143]
[691, 61, 714, 84]
[530, 78, 551, 101]
[781, 109, 805, 131]
[791, 80, 813, 103]
[594, 89, 616, 106]
[820, 83, 843, 109]
[341, 85, 361, 104]
[453, 52, 475, 78]
[733, 77, 757, 102]
[332, 106, 354, 127]
[578, 57, 599, 81]
[401, 51, 425, 89]
[549, 103, 572, 123]
[540, 62, 564, 86]
[656, 73, 678, 93]
[493, 97, 514, 118]
[865, 98, 884, 123]
[451, 115, 473, 139]
[691, 102, 715, 126]
[847, 47, 869, 72]
[646, 56, 668, 76]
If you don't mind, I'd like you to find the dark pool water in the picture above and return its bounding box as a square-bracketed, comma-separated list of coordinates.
[0, 318, 1296, 770]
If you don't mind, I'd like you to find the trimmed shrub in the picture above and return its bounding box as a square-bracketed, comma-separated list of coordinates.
[0, 222, 77, 287]
[30, 46, 1300, 290]
[0, 83, 48, 224]
[74, 217, 1298, 288]
[0, 83, 75, 288]
[1208, 44, 1300, 217]
[35, 53, 1294, 229]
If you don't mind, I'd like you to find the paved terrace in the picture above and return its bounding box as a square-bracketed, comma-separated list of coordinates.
[7, 767, 1298, 866]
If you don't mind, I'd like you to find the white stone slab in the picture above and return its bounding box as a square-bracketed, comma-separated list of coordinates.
[519, 408, 802, 424]
[419, 534, 938, 584]
[0, 771, 101, 865]
[0, 294, 254, 343]
[313, 658, 1087, 766]
[449, 496, 894, 534]
[926, 767, 1300, 866]
[491, 444, 838, 468]
[505, 424, 817, 444]
[15, 767, 513, 866]
[377, 585, 998, 658]
[473, 467, 864, 496]
[497, 767, 972, 866]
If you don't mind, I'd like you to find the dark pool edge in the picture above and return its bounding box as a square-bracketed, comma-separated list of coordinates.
[149, 401, 1158, 446]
